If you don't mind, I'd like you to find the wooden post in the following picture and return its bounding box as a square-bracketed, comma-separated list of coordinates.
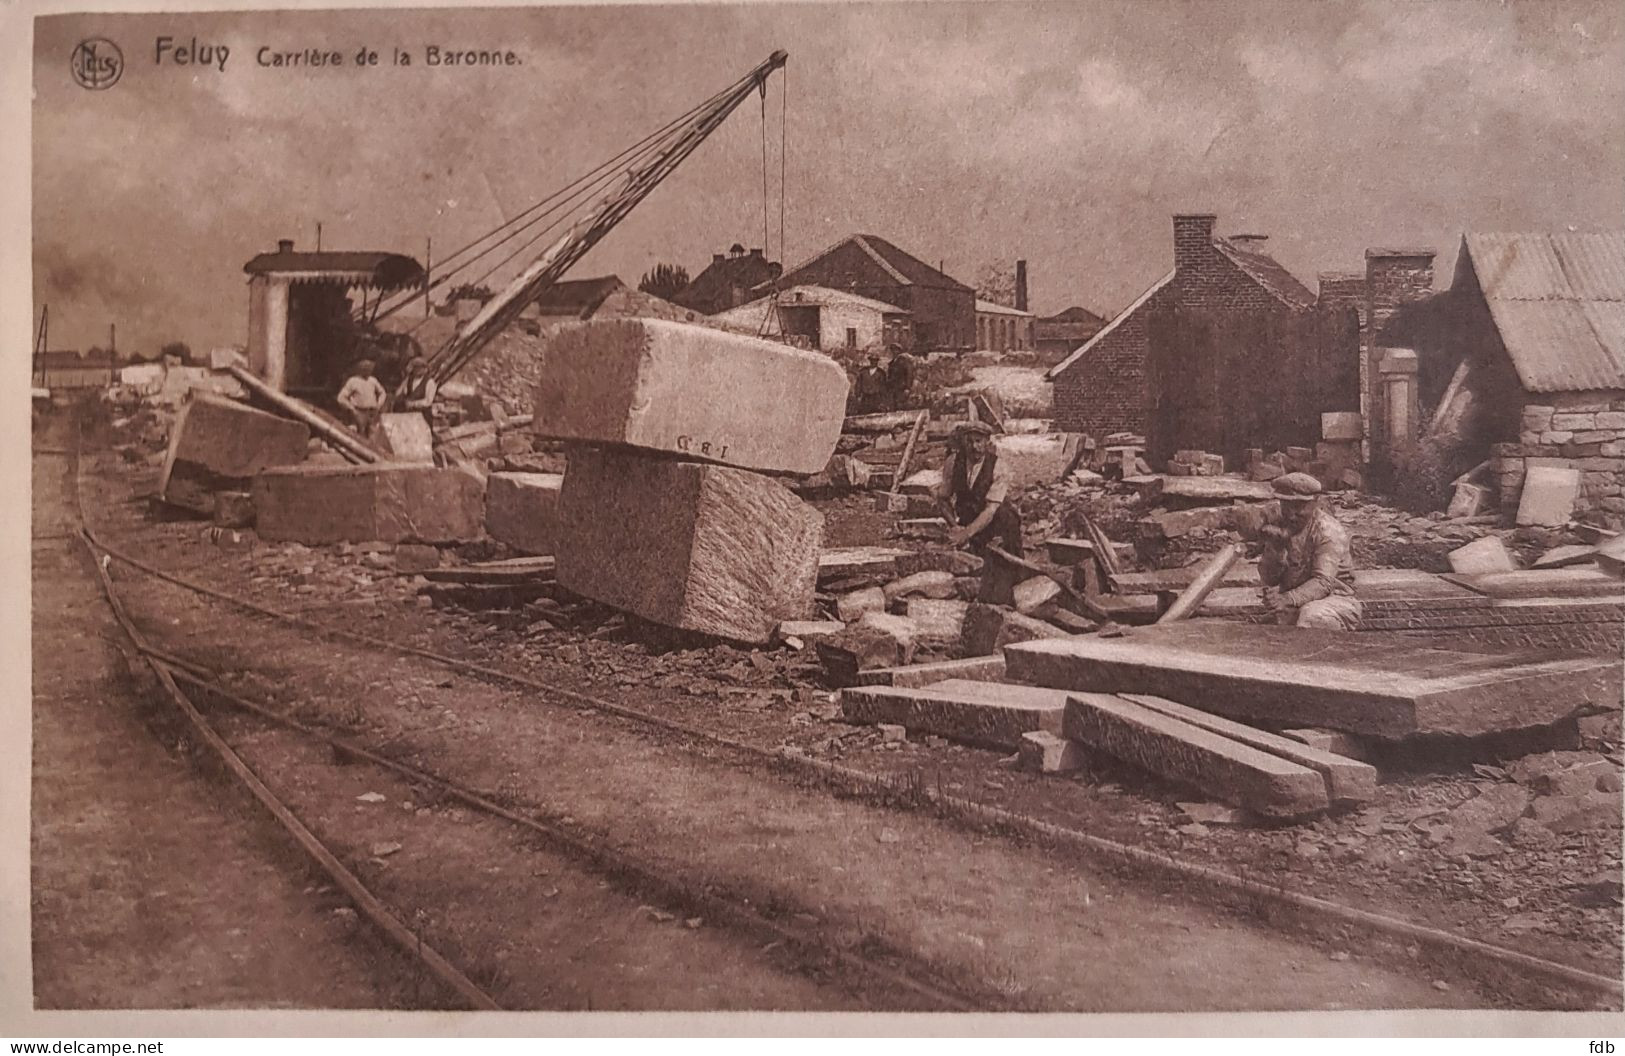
[227, 365, 382, 464]
[889, 411, 928, 496]
[1157, 543, 1242, 623]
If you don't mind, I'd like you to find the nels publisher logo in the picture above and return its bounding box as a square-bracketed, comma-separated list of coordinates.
[71, 37, 124, 90]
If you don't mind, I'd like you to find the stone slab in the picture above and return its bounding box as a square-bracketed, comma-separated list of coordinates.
[378, 412, 434, 464]
[903, 598, 970, 643]
[554, 445, 822, 644]
[531, 318, 848, 474]
[1120, 694, 1377, 805]
[421, 556, 555, 583]
[991, 433, 1081, 489]
[1148, 476, 1276, 504]
[852, 655, 1007, 689]
[1443, 568, 1625, 601]
[159, 394, 310, 512]
[1019, 731, 1086, 774]
[1005, 621, 1622, 739]
[483, 472, 563, 556]
[840, 678, 1070, 749]
[1350, 568, 1491, 610]
[962, 603, 1070, 656]
[252, 463, 486, 545]
[1447, 536, 1517, 575]
[1063, 693, 1329, 817]
[1517, 465, 1581, 527]
[818, 546, 910, 583]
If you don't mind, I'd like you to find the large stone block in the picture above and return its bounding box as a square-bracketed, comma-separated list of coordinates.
[1063, 694, 1329, 817]
[531, 318, 848, 474]
[378, 412, 434, 464]
[484, 472, 563, 556]
[1517, 465, 1581, 526]
[962, 603, 1069, 656]
[555, 446, 822, 644]
[1006, 621, 1622, 739]
[852, 655, 1007, 689]
[159, 395, 310, 513]
[840, 678, 1070, 749]
[253, 463, 486, 545]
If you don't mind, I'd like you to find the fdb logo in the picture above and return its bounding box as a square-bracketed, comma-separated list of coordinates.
[70, 37, 124, 90]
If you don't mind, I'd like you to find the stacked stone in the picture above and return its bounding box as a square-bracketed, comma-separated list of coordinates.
[1495, 394, 1625, 527]
[533, 318, 849, 644]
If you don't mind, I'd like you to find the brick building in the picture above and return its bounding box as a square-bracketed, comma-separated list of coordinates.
[763, 234, 974, 352]
[671, 244, 782, 316]
[974, 300, 1035, 352]
[1047, 214, 1359, 465]
[1033, 306, 1106, 363]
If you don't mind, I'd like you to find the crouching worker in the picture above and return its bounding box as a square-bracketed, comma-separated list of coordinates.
[1259, 472, 1362, 630]
[934, 421, 1024, 603]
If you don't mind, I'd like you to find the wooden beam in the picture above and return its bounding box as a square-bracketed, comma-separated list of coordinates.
[228, 365, 382, 464]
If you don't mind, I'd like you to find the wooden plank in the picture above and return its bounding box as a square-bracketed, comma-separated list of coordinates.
[1063, 694, 1329, 818]
[1110, 564, 1261, 593]
[888, 411, 929, 496]
[840, 678, 1069, 749]
[1157, 544, 1242, 623]
[1120, 694, 1377, 805]
[1005, 621, 1622, 738]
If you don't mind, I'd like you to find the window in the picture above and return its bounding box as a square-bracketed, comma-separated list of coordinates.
[845, 327, 857, 349]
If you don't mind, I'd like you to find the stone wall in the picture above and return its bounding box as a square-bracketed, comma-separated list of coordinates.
[1493, 389, 1625, 527]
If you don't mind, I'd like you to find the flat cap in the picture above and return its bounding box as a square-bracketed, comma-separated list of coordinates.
[1272, 472, 1323, 500]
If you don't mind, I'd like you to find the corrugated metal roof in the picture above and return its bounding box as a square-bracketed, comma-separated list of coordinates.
[1462, 232, 1625, 392]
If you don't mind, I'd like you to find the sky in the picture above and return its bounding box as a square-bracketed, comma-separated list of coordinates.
[29, 0, 1625, 358]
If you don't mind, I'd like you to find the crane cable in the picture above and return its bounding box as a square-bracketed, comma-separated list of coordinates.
[756, 70, 789, 340]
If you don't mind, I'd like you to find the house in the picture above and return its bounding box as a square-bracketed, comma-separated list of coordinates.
[974, 300, 1035, 352]
[672, 244, 782, 315]
[1434, 233, 1625, 526]
[244, 238, 424, 397]
[763, 234, 975, 352]
[523, 276, 713, 330]
[1047, 214, 1360, 466]
[34, 350, 114, 390]
[1033, 306, 1106, 362]
[709, 284, 911, 354]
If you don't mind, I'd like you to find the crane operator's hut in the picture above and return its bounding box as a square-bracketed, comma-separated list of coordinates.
[244, 238, 424, 398]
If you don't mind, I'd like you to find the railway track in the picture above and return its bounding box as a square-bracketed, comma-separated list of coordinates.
[50, 421, 1625, 1011]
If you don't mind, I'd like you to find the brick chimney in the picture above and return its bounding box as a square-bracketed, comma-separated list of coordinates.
[1173, 214, 1217, 274]
[1015, 259, 1028, 312]
[277, 238, 295, 253]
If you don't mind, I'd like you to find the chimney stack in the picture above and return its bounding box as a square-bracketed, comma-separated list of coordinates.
[1173, 214, 1217, 275]
[713, 253, 726, 264]
[277, 238, 295, 253]
[1015, 259, 1029, 312]
[749, 247, 763, 258]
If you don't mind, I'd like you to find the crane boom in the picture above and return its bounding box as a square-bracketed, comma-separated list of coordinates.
[415, 48, 788, 394]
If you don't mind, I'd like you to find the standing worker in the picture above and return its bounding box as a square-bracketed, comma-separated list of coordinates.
[1258, 472, 1363, 629]
[934, 421, 1023, 603]
[398, 355, 439, 412]
[884, 343, 918, 411]
[336, 358, 387, 440]
[855, 354, 887, 414]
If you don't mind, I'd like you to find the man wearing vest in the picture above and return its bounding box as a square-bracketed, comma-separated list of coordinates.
[935, 421, 1024, 603]
[1258, 472, 1363, 630]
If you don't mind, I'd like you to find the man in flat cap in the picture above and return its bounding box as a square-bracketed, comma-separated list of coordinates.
[935, 421, 1024, 602]
[336, 358, 387, 440]
[1258, 472, 1362, 630]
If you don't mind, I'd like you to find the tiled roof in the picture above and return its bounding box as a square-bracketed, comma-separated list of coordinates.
[975, 299, 1033, 317]
[1213, 238, 1316, 310]
[1461, 232, 1625, 393]
[243, 250, 424, 288]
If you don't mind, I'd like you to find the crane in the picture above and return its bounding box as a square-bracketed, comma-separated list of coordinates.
[397, 48, 789, 403]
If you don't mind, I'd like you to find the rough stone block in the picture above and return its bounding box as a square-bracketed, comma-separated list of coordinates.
[1597, 412, 1625, 430]
[1280, 728, 1375, 762]
[253, 463, 485, 545]
[837, 586, 887, 622]
[1006, 621, 1622, 739]
[531, 318, 848, 474]
[1013, 575, 1063, 615]
[894, 550, 984, 578]
[819, 546, 909, 583]
[883, 570, 957, 603]
[1062, 693, 1329, 818]
[1446, 482, 1491, 519]
[903, 598, 970, 643]
[555, 446, 821, 644]
[898, 518, 950, 541]
[1321, 412, 1362, 441]
[1448, 536, 1517, 575]
[1517, 466, 1581, 526]
[378, 412, 434, 463]
[1019, 731, 1086, 774]
[852, 654, 1007, 689]
[483, 472, 563, 556]
[1122, 695, 1377, 805]
[160, 394, 310, 513]
[841, 678, 1070, 749]
[992, 433, 1082, 489]
[1552, 413, 1598, 431]
[961, 603, 1070, 656]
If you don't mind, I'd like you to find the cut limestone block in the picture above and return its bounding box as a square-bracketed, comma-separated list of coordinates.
[1517, 465, 1581, 527]
[531, 318, 848, 474]
[1063, 694, 1329, 817]
[897, 518, 949, 541]
[1533, 544, 1600, 570]
[991, 433, 1083, 489]
[852, 655, 1006, 689]
[836, 586, 887, 623]
[904, 598, 970, 644]
[1148, 476, 1275, 504]
[555, 446, 822, 644]
[253, 463, 485, 545]
[1280, 728, 1375, 763]
[818, 546, 910, 584]
[1121, 694, 1377, 805]
[817, 612, 918, 681]
[840, 678, 1070, 749]
[1447, 536, 1517, 575]
[883, 570, 957, 603]
[1019, 731, 1086, 774]
[483, 472, 563, 556]
[1350, 568, 1490, 612]
[898, 468, 944, 495]
[1007, 622, 1622, 739]
[1321, 411, 1362, 442]
[159, 394, 311, 513]
[962, 603, 1070, 656]
[1443, 567, 1625, 601]
[1013, 576, 1063, 615]
[378, 412, 434, 464]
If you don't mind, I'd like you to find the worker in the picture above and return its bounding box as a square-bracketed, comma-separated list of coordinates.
[855, 354, 887, 414]
[336, 358, 387, 439]
[885, 343, 918, 410]
[935, 421, 1023, 602]
[1258, 472, 1363, 630]
[398, 356, 439, 412]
